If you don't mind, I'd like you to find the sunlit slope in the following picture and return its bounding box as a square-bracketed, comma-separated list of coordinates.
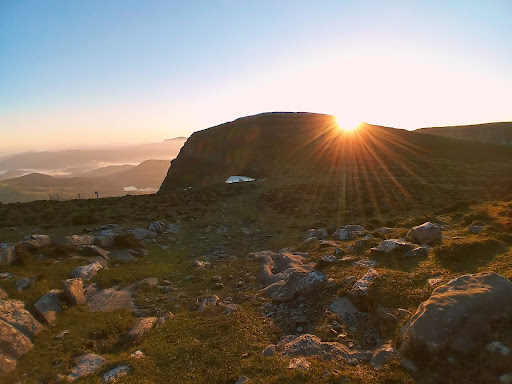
[160, 112, 512, 191]
[416, 122, 512, 146]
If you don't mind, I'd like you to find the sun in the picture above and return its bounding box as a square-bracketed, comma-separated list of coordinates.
[334, 116, 362, 132]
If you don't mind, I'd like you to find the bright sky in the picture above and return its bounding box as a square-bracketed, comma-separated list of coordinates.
[1, 0, 511, 153]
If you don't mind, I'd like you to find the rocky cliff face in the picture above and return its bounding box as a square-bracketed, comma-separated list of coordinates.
[159, 112, 512, 192]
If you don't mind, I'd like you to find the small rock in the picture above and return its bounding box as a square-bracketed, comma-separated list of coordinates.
[102, 364, 131, 383]
[400, 358, 417, 372]
[55, 330, 70, 339]
[262, 345, 275, 356]
[63, 278, 86, 306]
[500, 374, 512, 384]
[487, 341, 510, 356]
[149, 221, 164, 234]
[235, 375, 251, 384]
[197, 295, 220, 311]
[14, 277, 37, 291]
[330, 297, 359, 316]
[71, 262, 104, 281]
[469, 225, 485, 234]
[130, 350, 145, 359]
[34, 290, 62, 324]
[371, 343, 398, 369]
[288, 357, 310, 370]
[66, 353, 107, 382]
[406, 222, 442, 245]
[124, 317, 158, 345]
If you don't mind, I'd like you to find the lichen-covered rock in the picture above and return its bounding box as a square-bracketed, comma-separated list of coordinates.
[109, 250, 136, 263]
[0, 299, 43, 338]
[0, 354, 17, 374]
[371, 343, 397, 369]
[54, 235, 94, 246]
[350, 269, 379, 308]
[197, 295, 220, 311]
[0, 319, 33, 360]
[270, 270, 326, 302]
[102, 364, 131, 383]
[71, 261, 104, 281]
[402, 272, 512, 353]
[21, 234, 50, 250]
[270, 334, 372, 362]
[406, 222, 442, 245]
[66, 353, 107, 382]
[330, 297, 359, 316]
[128, 228, 157, 240]
[149, 221, 164, 234]
[84, 285, 136, 312]
[370, 239, 415, 256]
[124, 317, 158, 345]
[34, 290, 62, 324]
[63, 278, 86, 306]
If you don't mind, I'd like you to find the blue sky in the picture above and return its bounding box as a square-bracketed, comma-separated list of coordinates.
[1, 0, 511, 152]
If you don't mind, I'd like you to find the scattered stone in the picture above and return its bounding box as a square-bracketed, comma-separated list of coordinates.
[71, 262, 104, 281]
[130, 350, 145, 359]
[34, 290, 62, 324]
[63, 278, 86, 306]
[370, 239, 415, 256]
[0, 245, 16, 266]
[270, 270, 326, 302]
[14, 277, 37, 291]
[66, 353, 107, 382]
[487, 341, 510, 356]
[371, 343, 398, 369]
[303, 228, 329, 241]
[81, 245, 110, 259]
[427, 276, 443, 286]
[102, 364, 131, 383]
[350, 269, 379, 308]
[128, 228, 157, 240]
[149, 221, 164, 234]
[0, 354, 17, 374]
[84, 285, 136, 312]
[168, 223, 181, 233]
[469, 225, 485, 234]
[262, 344, 276, 356]
[235, 375, 251, 384]
[288, 357, 310, 370]
[124, 317, 158, 345]
[54, 235, 94, 246]
[21, 234, 50, 250]
[330, 298, 359, 316]
[0, 320, 33, 373]
[136, 277, 158, 286]
[198, 295, 220, 311]
[403, 246, 429, 258]
[0, 272, 14, 279]
[110, 250, 136, 263]
[55, 330, 69, 339]
[406, 222, 442, 245]
[316, 254, 336, 269]
[402, 272, 512, 353]
[94, 234, 116, 248]
[0, 288, 7, 299]
[270, 334, 372, 362]
[338, 229, 354, 241]
[500, 374, 512, 384]
[193, 259, 213, 269]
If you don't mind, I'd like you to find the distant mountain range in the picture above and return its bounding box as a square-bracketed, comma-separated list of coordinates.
[0, 138, 187, 172]
[415, 122, 512, 145]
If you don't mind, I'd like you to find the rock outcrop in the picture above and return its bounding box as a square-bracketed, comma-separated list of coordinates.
[402, 272, 512, 353]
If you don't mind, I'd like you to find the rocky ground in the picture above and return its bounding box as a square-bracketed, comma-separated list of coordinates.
[0, 183, 512, 383]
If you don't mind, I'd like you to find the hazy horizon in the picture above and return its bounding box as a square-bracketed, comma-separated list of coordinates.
[1, 1, 512, 153]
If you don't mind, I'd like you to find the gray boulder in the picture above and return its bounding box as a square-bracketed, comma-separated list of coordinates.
[370, 239, 415, 256]
[71, 261, 104, 281]
[350, 269, 379, 308]
[34, 290, 62, 324]
[94, 235, 116, 248]
[63, 278, 86, 305]
[0, 299, 43, 338]
[303, 228, 328, 241]
[168, 223, 181, 233]
[0, 319, 33, 372]
[406, 222, 442, 245]
[330, 297, 359, 316]
[270, 270, 326, 302]
[128, 228, 157, 240]
[84, 285, 136, 312]
[109, 250, 136, 263]
[402, 272, 512, 353]
[102, 364, 131, 383]
[14, 277, 37, 291]
[149, 221, 164, 234]
[21, 234, 50, 250]
[54, 235, 94, 246]
[124, 317, 158, 345]
[66, 353, 107, 382]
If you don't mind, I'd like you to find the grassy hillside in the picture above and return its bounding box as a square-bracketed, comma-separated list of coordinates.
[415, 122, 512, 145]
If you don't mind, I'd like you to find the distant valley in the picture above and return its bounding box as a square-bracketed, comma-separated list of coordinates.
[0, 138, 187, 203]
